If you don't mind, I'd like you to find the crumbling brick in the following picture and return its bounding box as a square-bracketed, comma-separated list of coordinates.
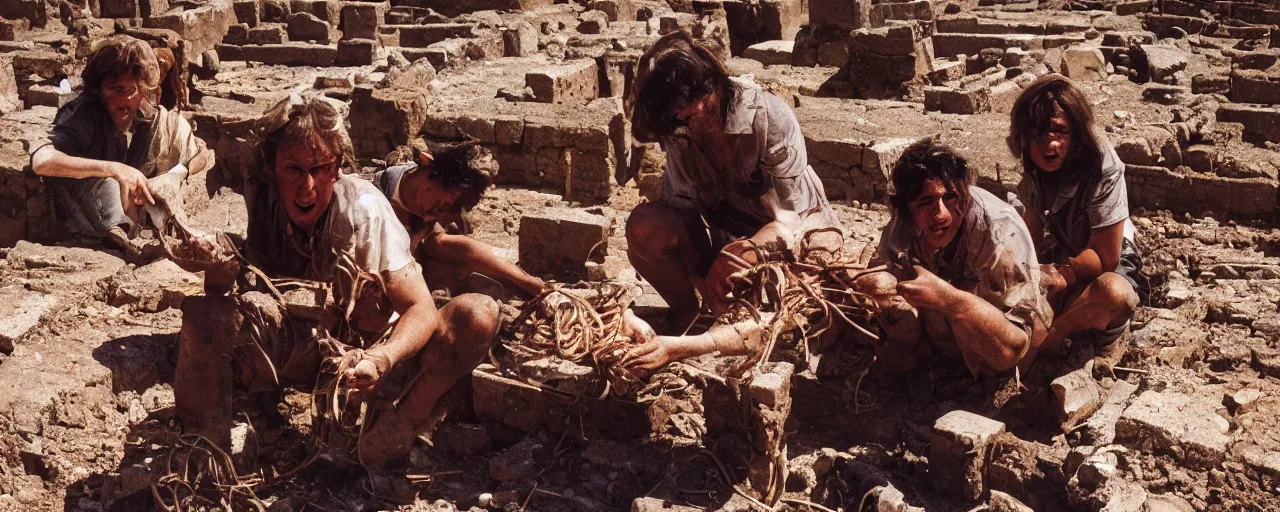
[0, 18, 29, 41]
[1060, 46, 1107, 81]
[518, 207, 611, 278]
[247, 24, 287, 44]
[335, 38, 377, 66]
[808, 0, 870, 29]
[1231, 69, 1280, 105]
[744, 40, 794, 66]
[526, 60, 599, 104]
[340, 2, 385, 41]
[233, 0, 259, 27]
[287, 12, 331, 44]
[415, 0, 554, 18]
[0, 54, 19, 114]
[503, 21, 538, 57]
[931, 410, 1005, 501]
[924, 85, 991, 114]
[350, 85, 430, 159]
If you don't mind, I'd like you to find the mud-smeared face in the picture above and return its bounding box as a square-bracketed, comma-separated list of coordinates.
[910, 179, 963, 253]
[274, 138, 338, 230]
[674, 93, 720, 138]
[405, 170, 465, 224]
[1030, 112, 1073, 173]
[99, 75, 145, 133]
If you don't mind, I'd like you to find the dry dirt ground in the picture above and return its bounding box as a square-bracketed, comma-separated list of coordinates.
[3, 0, 1280, 510]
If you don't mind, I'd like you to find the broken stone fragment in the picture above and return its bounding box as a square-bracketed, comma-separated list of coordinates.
[1228, 388, 1262, 415]
[0, 286, 60, 354]
[1116, 390, 1231, 468]
[989, 490, 1034, 512]
[1051, 361, 1103, 432]
[930, 410, 1005, 501]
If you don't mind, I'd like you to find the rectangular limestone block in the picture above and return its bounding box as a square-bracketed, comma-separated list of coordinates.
[1116, 390, 1231, 469]
[216, 43, 337, 66]
[931, 410, 1006, 501]
[518, 207, 611, 278]
[349, 85, 430, 159]
[932, 33, 1038, 58]
[743, 40, 794, 66]
[340, 1, 385, 40]
[924, 85, 991, 114]
[387, 23, 476, 47]
[503, 21, 538, 57]
[1231, 69, 1280, 105]
[247, 24, 287, 44]
[807, 0, 869, 29]
[1217, 103, 1280, 143]
[0, 18, 31, 41]
[233, 0, 260, 27]
[526, 59, 599, 104]
[289, 0, 340, 25]
[335, 38, 376, 66]
[1050, 364, 1103, 432]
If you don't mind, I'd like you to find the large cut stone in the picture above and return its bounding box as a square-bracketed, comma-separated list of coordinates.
[1116, 390, 1230, 468]
[518, 207, 612, 278]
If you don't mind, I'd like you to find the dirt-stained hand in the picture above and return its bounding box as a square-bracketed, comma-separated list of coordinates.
[113, 163, 154, 209]
[623, 336, 685, 373]
[619, 309, 656, 346]
[896, 266, 955, 311]
[342, 353, 384, 393]
[1039, 263, 1068, 297]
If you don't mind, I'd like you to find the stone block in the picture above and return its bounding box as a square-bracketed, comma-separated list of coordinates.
[261, 0, 290, 22]
[932, 33, 1037, 58]
[335, 38, 376, 66]
[503, 21, 538, 57]
[24, 84, 75, 109]
[107, 259, 202, 313]
[931, 410, 1005, 501]
[389, 23, 476, 47]
[247, 24, 287, 44]
[0, 0, 46, 29]
[1141, 14, 1205, 36]
[233, 0, 260, 27]
[1061, 46, 1107, 81]
[1191, 74, 1229, 95]
[1231, 70, 1280, 105]
[1216, 104, 1280, 144]
[526, 59, 599, 105]
[1080, 380, 1138, 445]
[349, 85, 430, 159]
[1051, 364, 1103, 432]
[287, 12, 331, 44]
[0, 55, 18, 114]
[869, 0, 931, 27]
[578, 10, 608, 34]
[0, 18, 29, 41]
[0, 286, 59, 354]
[12, 51, 74, 81]
[925, 85, 991, 114]
[1139, 44, 1188, 84]
[223, 23, 249, 45]
[289, 0, 339, 25]
[849, 25, 918, 56]
[808, 0, 870, 29]
[216, 42, 337, 66]
[929, 58, 965, 84]
[817, 41, 849, 67]
[99, 0, 139, 18]
[1114, 0, 1153, 15]
[519, 208, 611, 277]
[142, 0, 236, 56]
[340, 1, 384, 41]
[744, 40, 794, 66]
[589, 0, 635, 22]
[1116, 390, 1231, 468]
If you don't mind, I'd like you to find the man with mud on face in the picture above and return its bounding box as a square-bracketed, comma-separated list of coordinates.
[171, 94, 500, 502]
[621, 30, 838, 340]
[29, 35, 214, 255]
[858, 139, 1053, 377]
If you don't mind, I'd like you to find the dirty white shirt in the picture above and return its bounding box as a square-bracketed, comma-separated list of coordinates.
[877, 186, 1053, 372]
[657, 78, 837, 243]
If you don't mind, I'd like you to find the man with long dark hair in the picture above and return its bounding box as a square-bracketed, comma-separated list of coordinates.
[1008, 74, 1142, 377]
[867, 139, 1052, 376]
[622, 31, 837, 353]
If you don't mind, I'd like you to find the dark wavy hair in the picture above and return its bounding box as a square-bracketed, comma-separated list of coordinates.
[82, 35, 160, 96]
[632, 31, 736, 139]
[425, 141, 497, 211]
[1007, 74, 1104, 184]
[889, 138, 972, 221]
[259, 96, 357, 178]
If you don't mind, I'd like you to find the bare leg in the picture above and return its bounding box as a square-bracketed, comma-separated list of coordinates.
[625, 203, 712, 330]
[1036, 272, 1138, 355]
[396, 293, 501, 431]
[174, 296, 238, 451]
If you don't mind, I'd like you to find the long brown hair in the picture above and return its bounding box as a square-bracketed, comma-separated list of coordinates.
[1007, 74, 1104, 184]
[82, 35, 160, 96]
[630, 30, 736, 142]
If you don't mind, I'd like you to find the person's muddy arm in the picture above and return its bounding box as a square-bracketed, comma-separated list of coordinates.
[1065, 221, 1124, 287]
[624, 317, 769, 371]
[897, 266, 1027, 372]
[365, 264, 440, 368]
[422, 232, 546, 296]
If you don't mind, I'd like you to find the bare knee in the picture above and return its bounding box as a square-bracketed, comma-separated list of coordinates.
[1093, 273, 1139, 317]
[626, 203, 683, 259]
[440, 293, 501, 351]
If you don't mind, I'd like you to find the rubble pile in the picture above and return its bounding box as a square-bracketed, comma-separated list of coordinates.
[0, 0, 1279, 510]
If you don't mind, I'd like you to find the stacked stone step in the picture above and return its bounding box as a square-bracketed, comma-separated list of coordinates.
[793, 0, 936, 100]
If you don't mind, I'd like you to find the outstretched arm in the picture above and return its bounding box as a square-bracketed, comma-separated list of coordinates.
[31, 145, 154, 206]
[422, 232, 546, 297]
[345, 264, 441, 390]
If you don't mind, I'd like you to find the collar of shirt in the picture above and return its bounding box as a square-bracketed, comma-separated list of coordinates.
[722, 79, 761, 135]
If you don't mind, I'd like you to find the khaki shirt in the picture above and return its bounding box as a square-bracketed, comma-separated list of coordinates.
[1017, 140, 1133, 264]
[877, 186, 1052, 372]
[657, 78, 837, 242]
